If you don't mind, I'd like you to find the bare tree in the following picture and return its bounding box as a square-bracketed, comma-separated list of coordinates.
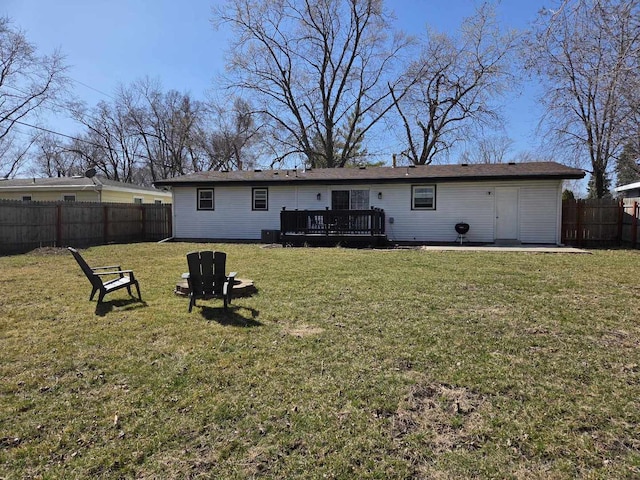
[70, 78, 257, 184]
[390, 4, 519, 165]
[195, 97, 262, 171]
[71, 100, 142, 182]
[215, 0, 412, 168]
[0, 133, 34, 178]
[460, 134, 513, 164]
[30, 131, 75, 177]
[528, 0, 640, 198]
[122, 79, 205, 181]
[0, 17, 67, 177]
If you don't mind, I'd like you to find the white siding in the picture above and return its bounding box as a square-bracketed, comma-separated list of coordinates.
[174, 186, 293, 240]
[518, 183, 562, 244]
[171, 179, 563, 244]
[380, 183, 496, 243]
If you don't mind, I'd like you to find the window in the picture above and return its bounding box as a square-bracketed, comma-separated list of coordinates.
[197, 188, 214, 210]
[412, 185, 436, 210]
[22, 196, 32, 202]
[154, 200, 163, 205]
[63, 194, 76, 202]
[252, 188, 268, 211]
[133, 197, 143, 205]
[331, 189, 369, 210]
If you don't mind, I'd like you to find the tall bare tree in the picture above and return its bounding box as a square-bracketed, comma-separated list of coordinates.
[0, 133, 34, 178]
[71, 100, 142, 182]
[215, 0, 412, 168]
[389, 3, 519, 165]
[0, 17, 67, 177]
[528, 0, 640, 198]
[30, 131, 75, 177]
[122, 79, 204, 181]
[460, 134, 513, 164]
[194, 97, 262, 171]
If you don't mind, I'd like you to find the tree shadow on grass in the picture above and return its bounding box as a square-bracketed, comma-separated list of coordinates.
[95, 298, 147, 317]
[198, 305, 262, 327]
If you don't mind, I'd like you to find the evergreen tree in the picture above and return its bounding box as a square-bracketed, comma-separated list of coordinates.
[614, 143, 640, 187]
[587, 172, 612, 199]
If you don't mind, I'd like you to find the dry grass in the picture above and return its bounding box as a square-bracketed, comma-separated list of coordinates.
[1, 243, 639, 478]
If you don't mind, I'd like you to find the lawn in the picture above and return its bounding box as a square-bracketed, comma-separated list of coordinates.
[1, 243, 639, 479]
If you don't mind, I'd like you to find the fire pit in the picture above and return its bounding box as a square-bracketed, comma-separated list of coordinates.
[174, 278, 257, 297]
[455, 222, 470, 244]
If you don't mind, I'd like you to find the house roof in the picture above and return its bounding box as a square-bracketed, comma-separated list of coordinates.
[0, 176, 171, 195]
[614, 181, 640, 192]
[153, 161, 585, 187]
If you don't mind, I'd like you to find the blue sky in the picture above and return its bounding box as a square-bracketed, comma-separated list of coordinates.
[2, 0, 546, 164]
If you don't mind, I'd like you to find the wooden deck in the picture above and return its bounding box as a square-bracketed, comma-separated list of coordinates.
[280, 208, 387, 247]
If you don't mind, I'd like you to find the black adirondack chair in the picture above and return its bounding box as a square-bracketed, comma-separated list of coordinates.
[183, 251, 237, 312]
[68, 247, 142, 303]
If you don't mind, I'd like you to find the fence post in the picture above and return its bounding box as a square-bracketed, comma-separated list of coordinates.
[576, 200, 583, 247]
[140, 205, 146, 240]
[103, 205, 109, 244]
[633, 202, 638, 249]
[617, 200, 624, 245]
[167, 205, 172, 238]
[56, 204, 62, 247]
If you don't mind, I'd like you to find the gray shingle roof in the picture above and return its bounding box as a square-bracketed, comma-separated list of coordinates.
[153, 162, 585, 187]
[0, 176, 167, 193]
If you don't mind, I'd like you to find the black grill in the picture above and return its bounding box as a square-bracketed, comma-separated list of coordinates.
[455, 222, 470, 235]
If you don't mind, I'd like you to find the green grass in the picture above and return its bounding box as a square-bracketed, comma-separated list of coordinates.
[1, 243, 639, 479]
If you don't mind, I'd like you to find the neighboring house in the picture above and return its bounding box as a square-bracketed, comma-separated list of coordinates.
[0, 176, 172, 204]
[154, 161, 584, 245]
[614, 181, 640, 198]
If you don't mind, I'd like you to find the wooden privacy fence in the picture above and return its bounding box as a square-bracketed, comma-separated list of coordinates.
[561, 198, 639, 248]
[0, 200, 172, 255]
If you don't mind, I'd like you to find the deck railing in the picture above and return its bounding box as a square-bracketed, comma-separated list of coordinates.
[280, 207, 385, 236]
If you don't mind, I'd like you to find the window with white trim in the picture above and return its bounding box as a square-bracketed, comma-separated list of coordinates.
[154, 199, 163, 205]
[411, 185, 436, 210]
[133, 197, 143, 205]
[22, 195, 32, 202]
[63, 194, 76, 202]
[197, 188, 214, 210]
[252, 188, 268, 211]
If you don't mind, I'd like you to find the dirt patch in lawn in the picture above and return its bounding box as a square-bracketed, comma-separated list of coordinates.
[27, 247, 70, 256]
[283, 324, 325, 338]
[391, 381, 489, 454]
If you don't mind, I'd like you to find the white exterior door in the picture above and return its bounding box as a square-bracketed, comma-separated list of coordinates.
[495, 187, 519, 240]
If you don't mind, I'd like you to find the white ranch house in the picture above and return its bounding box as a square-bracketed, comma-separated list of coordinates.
[154, 162, 584, 246]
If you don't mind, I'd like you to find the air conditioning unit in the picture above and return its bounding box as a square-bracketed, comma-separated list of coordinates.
[261, 229, 280, 243]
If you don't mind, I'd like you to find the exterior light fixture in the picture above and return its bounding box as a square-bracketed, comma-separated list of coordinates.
[377, 192, 383, 199]
[317, 193, 322, 201]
